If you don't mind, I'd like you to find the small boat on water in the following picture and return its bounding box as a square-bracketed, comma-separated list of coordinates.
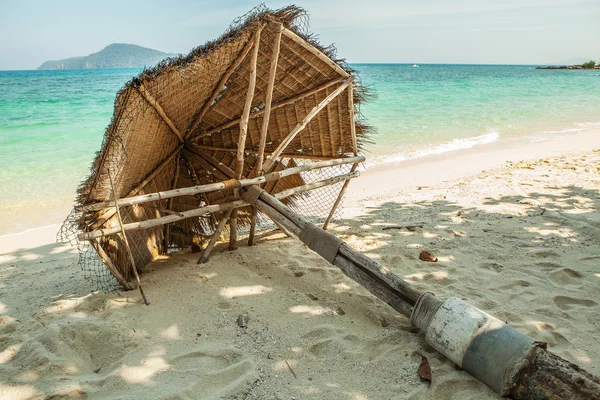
[412, 63, 419, 67]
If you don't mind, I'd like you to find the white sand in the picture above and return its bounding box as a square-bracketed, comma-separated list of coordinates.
[1, 130, 599, 399]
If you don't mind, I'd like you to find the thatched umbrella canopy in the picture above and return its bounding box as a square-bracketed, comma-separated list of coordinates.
[66, 6, 370, 290]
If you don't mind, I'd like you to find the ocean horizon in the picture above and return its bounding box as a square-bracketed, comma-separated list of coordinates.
[1, 64, 599, 235]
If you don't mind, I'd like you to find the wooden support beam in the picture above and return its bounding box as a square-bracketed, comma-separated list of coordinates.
[198, 209, 233, 264]
[255, 23, 282, 177]
[184, 31, 257, 140]
[322, 84, 360, 230]
[137, 84, 184, 143]
[186, 146, 236, 180]
[78, 170, 359, 241]
[231, 25, 262, 251]
[236, 25, 261, 179]
[91, 144, 183, 229]
[241, 188, 420, 316]
[79, 156, 364, 212]
[248, 24, 282, 246]
[262, 77, 353, 173]
[89, 239, 134, 290]
[280, 27, 350, 79]
[181, 152, 218, 226]
[274, 171, 359, 199]
[183, 150, 230, 182]
[322, 164, 358, 230]
[193, 76, 347, 139]
[163, 156, 180, 253]
[347, 85, 358, 155]
[79, 199, 247, 240]
[108, 172, 149, 306]
[131, 144, 184, 196]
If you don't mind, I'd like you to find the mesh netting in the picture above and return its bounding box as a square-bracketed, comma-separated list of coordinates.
[58, 5, 371, 292]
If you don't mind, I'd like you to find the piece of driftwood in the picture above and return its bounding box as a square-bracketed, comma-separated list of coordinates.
[509, 347, 600, 400]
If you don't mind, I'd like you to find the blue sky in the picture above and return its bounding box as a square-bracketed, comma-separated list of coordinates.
[0, 0, 598, 70]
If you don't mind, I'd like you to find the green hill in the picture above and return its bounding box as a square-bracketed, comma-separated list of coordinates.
[38, 43, 176, 70]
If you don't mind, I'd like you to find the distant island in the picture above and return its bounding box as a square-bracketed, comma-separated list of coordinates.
[537, 60, 599, 70]
[37, 43, 177, 70]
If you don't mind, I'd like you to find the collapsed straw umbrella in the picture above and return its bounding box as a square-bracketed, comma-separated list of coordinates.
[61, 6, 600, 399]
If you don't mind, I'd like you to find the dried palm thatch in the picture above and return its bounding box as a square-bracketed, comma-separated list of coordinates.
[60, 5, 372, 291]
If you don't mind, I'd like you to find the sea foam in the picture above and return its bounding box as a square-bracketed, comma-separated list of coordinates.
[366, 130, 500, 167]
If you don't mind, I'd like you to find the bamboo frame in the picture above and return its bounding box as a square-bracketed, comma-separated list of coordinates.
[280, 27, 350, 79]
[199, 209, 233, 264]
[79, 156, 364, 212]
[80, 200, 246, 240]
[323, 84, 359, 230]
[108, 171, 148, 305]
[262, 77, 353, 173]
[163, 156, 180, 252]
[255, 23, 282, 177]
[231, 25, 262, 250]
[236, 26, 261, 179]
[137, 84, 184, 143]
[184, 32, 257, 139]
[89, 239, 134, 290]
[78, 170, 359, 241]
[193, 76, 347, 139]
[90, 144, 184, 230]
[249, 23, 282, 246]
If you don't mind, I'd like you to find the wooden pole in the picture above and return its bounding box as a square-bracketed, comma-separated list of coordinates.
[181, 152, 218, 226]
[254, 23, 282, 177]
[323, 84, 359, 230]
[241, 188, 600, 400]
[79, 199, 246, 240]
[241, 188, 420, 315]
[137, 84, 184, 143]
[261, 78, 353, 174]
[249, 23, 282, 246]
[199, 209, 233, 264]
[78, 156, 364, 212]
[194, 76, 347, 140]
[163, 156, 180, 253]
[89, 239, 134, 290]
[108, 171, 149, 305]
[78, 171, 357, 241]
[280, 27, 350, 79]
[231, 26, 262, 251]
[184, 32, 257, 139]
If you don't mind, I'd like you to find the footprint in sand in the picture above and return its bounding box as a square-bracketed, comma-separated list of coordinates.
[169, 347, 255, 399]
[303, 325, 361, 358]
[553, 296, 597, 311]
[479, 262, 504, 273]
[536, 262, 564, 269]
[305, 325, 370, 357]
[549, 268, 583, 286]
[532, 250, 560, 258]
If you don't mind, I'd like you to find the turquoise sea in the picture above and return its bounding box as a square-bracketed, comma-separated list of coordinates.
[1, 65, 599, 234]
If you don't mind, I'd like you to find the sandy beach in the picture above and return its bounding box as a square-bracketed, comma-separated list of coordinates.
[1, 129, 599, 399]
